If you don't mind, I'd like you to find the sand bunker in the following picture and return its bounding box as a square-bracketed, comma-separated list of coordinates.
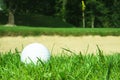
[0, 36, 120, 55]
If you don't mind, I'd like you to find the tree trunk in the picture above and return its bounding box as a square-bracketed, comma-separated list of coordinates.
[7, 10, 15, 26]
[91, 15, 95, 28]
[82, 11, 85, 28]
[62, 0, 67, 22]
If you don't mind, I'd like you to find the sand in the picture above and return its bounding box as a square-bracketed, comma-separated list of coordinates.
[0, 36, 120, 55]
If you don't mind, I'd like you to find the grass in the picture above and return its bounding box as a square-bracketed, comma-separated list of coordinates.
[0, 50, 120, 80]
[0, 26, 120, 37]
[0, 25, 120, 79]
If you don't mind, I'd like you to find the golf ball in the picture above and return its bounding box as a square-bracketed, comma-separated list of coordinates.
[21, 43, 50, 64]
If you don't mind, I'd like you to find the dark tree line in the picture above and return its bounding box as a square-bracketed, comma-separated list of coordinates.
[0, 0, 120, 28]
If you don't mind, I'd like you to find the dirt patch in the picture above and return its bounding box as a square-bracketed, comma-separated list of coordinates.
[0, 36, 120, 55]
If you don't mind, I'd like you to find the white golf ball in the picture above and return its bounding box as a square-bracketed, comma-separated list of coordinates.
[21, 43, 50, 64]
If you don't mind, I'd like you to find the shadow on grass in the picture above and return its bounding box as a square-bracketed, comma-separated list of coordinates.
[0, 14, 74, 27]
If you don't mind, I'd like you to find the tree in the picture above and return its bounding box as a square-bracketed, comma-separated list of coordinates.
[65, 0, 82, 27]
[21, 0, 56, 16]
[104, 0, 120, 27]
[112, 0, 120, 28]
[0, 0, 4, 11]
[86, 0, 108, 28]
[3, 0, 20, 26]
[81, 0, 86, 28]
[55, 0, 67, 22]
[0, 0, 119, 28]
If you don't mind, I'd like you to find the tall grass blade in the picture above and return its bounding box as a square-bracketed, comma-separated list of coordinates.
[96, 45, 105, 62]
[62, 48, 76, 55]
[50, 43, 55, 55]
[97, 45, 103, 56]
[85, 44, 89, 54]
[37, 57, 45, 66]
[106, 60, 112, 80]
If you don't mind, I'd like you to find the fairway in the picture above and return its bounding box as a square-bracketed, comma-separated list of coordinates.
[0, 35, 120, 55]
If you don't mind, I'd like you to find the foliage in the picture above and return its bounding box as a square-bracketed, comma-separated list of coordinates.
[105, 0, 120, 28]
[0, 51, 120, 79]
[0, 0, 5, 10]
[0, 0, 120, 27]
[65, 0, 82, 27]
[86, 0, 109, 28]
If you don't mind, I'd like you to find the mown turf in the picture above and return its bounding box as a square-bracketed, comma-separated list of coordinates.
[0, 26, 120, 37]
[0, 51, 120, 80]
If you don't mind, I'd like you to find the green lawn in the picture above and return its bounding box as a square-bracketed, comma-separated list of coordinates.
[0, 51, 120, 80]
[0, 26, 120, 37]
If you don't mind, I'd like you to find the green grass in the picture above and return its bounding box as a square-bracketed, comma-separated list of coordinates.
[0, 51, 120, 80]
[0, 26, 120, 37]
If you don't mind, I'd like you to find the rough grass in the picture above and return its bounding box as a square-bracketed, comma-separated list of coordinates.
[0, 26, 120, 37]
[0, 50, 120, 80]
